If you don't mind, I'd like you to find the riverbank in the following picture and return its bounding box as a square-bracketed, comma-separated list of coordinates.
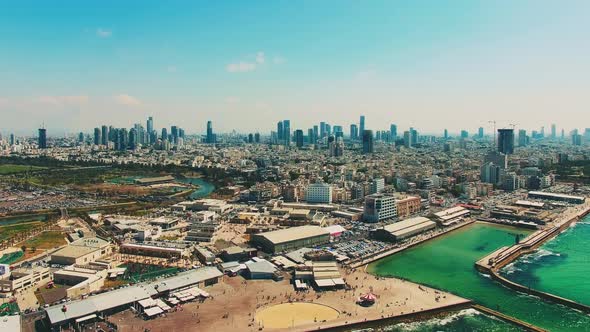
[475, 202, 590, 313]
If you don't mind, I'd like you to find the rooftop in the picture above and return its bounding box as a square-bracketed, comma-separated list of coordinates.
[256, 225, 329, 244]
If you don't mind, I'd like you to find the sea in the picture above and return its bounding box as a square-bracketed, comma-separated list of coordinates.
[367, 220, 590, 331]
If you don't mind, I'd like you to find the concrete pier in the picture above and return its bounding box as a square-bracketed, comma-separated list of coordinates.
[475, 202, 590, 313]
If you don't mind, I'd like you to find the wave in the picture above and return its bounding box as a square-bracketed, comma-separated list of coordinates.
[383, 309, 481, 331]
[519, 248, 560, 264]
[501, 262, 521, 275]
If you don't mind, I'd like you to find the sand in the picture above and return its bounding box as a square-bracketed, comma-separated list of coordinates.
[256, 302, 340, 329]
[110, 267, 470, 332]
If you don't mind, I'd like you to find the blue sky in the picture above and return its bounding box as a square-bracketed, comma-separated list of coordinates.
[1, 1, 589, 135]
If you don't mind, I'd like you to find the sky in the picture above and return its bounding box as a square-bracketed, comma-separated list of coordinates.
[1, 0, 589, 136]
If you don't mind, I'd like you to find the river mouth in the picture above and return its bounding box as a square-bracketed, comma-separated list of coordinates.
[368, 222, 590, 332]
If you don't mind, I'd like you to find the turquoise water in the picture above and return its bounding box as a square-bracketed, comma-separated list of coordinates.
[176, 177, 215, 199]
[368, 222, 590, 332]
[108, 176, 215, 199]
[502, 216, 590, 306]
[366, 308, 523, 331]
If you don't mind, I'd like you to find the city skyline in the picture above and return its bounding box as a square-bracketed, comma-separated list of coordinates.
[1, 1, 590, 134]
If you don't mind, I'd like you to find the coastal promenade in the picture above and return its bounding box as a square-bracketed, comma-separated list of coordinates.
[476, 201, 590, 313]
[348, 219, 475, 269]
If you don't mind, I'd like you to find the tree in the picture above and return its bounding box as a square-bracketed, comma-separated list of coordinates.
[21, 245, 27, 253]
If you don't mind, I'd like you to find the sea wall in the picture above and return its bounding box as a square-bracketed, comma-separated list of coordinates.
[476, 204, 590, 313]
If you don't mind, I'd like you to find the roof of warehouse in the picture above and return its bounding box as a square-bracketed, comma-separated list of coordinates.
[146, 267, 222, 293]
[256, 226, 329, 244]
[46, 267, 222, 325]
[383, 217, 433, 233]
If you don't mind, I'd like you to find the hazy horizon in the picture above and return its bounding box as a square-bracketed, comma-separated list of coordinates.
[1, 1, 589, 135]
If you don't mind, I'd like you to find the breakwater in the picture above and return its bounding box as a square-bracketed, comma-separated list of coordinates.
[475, 203, 590, 313]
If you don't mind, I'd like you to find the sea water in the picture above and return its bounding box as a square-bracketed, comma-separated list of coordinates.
[501, 215, 590, 306]
[368, 222, 590, 331]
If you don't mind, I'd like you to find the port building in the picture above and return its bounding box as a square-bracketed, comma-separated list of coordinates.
[250, 225, 330, 253]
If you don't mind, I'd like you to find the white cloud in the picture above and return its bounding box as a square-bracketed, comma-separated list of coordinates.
[226, 62, 257, 73]
[226, 51, 271, 73]
[225, 96, 240, 104]
[96, 28, 112, 38]
[37, 95, 89, 106]
[114, 94, 141, 106]
[167, 66, 178, 73]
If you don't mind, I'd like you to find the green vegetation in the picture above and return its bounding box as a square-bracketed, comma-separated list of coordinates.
[0, 164, 46, 175]
[0, 251, 24, 264]
[0, 302, 19, 316]
[22, 231, 66, 249]
[0, 221, 43, 241]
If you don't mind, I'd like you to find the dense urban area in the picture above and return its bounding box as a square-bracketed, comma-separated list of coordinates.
[1, 117, 589, 332]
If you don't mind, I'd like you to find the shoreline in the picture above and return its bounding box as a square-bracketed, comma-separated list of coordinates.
[476, 202, 590, 313]
[348, 219, 475, 269]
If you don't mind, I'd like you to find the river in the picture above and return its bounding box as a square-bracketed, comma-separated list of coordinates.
[367, 222, 590, 331]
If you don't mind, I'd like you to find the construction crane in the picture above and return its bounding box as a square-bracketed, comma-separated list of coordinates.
[509, 123, 518, 130]
[488, 120, 497, 148]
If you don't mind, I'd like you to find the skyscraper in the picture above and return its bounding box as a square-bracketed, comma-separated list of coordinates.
[38, 128, 47, 149]
[308, 128, 314, 144]
[282, 120, 290, 146]
[319, 122, 326, 138]
[518, 129, 527, 147]
[444, 129, 448, 140]
[390, 124, 397, 141]
[101, 125, 108, 146]
[161, 128, 168, 142]
[9, 133, 15, 146]
[461, 130, 469, 139]
[171, 126, 178, 144]
[93, 128, 101, 145]
[497, 129, 515, 154]
[350, 124, 358, 140]
[146, 116, 154, 143]
[551, 124, 556, 139]
[362, 130, 374, 154]
[478, 127, 484, 139]
[410, 127, 418, 146]
[313, 125, 319, 143]
[294, 129, 304, 148]
[277, 121, 284, 141]
[403, 131, 412, 148]
[359, 115, 365, 137]
[206, 121, 215, 144]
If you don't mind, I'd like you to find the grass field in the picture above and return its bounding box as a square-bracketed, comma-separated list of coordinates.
[0, 251, 24, 264]
[0, 221, 43, 241]
[0, 164, 46, 175]
[22, 231, 67, 249]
